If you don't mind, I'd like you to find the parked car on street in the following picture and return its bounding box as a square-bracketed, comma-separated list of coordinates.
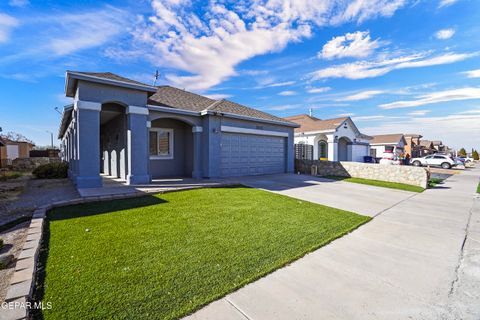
[410, 154, 456, 169]
[459, 156, 474, 163]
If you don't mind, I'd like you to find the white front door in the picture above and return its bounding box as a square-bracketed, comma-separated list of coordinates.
[6, 145, 19, 160]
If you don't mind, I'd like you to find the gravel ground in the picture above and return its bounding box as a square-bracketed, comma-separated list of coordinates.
[0, 221, 29, 302]
[1, 178, 79, 226]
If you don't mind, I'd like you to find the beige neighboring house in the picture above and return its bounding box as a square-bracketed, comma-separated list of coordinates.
[369, 134, 407, 158]
[0, 138, 34, 161]
[419, 140, 435, 156]
[404, 134, 422, 158]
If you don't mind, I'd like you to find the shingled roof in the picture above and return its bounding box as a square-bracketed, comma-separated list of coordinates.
[65, 72, 296, 126]
[283, 114, 349, 133]
[148, 85, 295, 125]
[72, 72, 153, 87]
[370, 134, 405, 145]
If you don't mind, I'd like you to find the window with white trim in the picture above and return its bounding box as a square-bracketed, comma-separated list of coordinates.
[149, 128, 174, 159]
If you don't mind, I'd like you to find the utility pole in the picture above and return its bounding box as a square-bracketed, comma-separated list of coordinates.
[46, 130, 54, 148]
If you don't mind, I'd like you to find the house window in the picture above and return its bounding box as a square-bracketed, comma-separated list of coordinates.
[318, 140, 328, 159]
[149, 128, 173, 159]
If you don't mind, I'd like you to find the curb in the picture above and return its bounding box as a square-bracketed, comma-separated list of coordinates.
[1, 183, 235, 319]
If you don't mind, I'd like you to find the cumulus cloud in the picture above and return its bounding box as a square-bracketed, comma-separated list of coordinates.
[461, 69, 480, 78]
[380, 87, 480, 109]
[123, 0, 408, 90]
[435, 28, 455, 40]
[338, 90, 384, 101]
[319, 31, 383, 59]
[310, 51, 475, 81]
[0, 13, 19, 43]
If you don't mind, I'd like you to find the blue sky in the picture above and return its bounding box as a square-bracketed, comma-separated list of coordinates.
[0, 0, 479, 149]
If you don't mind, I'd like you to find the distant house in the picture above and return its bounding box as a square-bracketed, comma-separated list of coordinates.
[369, 134, 406, 158]
[284, 114, 372, 162]
[419, 140, 435, 156]
[432, 140, 445, 152]
[404, 134, 422, 158]
[0, 138, 34, 161]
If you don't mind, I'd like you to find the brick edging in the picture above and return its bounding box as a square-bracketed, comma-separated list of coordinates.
[2, 183, 235, 319]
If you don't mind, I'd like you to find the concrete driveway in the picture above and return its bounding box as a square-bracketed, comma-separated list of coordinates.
[237, 174, 416, 217]
[185, 168, 480, 320]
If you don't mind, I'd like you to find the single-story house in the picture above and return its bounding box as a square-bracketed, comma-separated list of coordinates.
[59, 71, 298, 188]
[0, 138, 34, 161]
[284, 114, 372, 162]
[369, 134, 406, 158]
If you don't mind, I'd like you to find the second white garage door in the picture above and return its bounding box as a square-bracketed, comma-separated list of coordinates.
[220, 133, 286, 177]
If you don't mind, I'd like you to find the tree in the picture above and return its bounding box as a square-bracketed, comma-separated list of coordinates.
[473, 150, 479, 160]
[458, 148, 467, 157]
[0, 131, 34, 144]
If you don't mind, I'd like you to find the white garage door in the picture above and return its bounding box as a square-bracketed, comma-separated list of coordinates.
[220, 133, 286, 177]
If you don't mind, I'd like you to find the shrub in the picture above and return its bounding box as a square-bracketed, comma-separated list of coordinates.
[473, 150, 479, 161]
[0, 172, 22, 181]
[0, 238, 3, 250]
[33, 162, 68, 179]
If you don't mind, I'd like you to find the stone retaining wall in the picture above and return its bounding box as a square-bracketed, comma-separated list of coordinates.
[295, 159, 429, 188]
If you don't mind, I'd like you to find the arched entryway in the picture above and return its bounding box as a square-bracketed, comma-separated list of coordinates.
[338, 136, 352, 161]
[100, 102, 128, 180]
[149, 118, 194, 178]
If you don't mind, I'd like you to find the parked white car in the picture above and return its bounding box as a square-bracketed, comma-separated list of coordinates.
[410, 154, 456, 169]
[459, 156, 474, 163]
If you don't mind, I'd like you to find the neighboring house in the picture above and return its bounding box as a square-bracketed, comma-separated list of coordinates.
[58, 71, 298, 188]
[432, 140, 445, 152]
[369, 134, 407, 158]
[0, 138, 34, 161]
[284, 114, 372, 162]
[419, 140, 435, 156]
[404, 134, 422, 158]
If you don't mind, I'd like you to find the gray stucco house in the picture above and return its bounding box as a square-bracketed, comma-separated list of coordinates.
[59, 71, 298, 188]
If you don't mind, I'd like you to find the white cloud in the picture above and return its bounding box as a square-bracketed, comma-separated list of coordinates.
[438, 0, 458, 8]
[338, 90, 384, 101]
[338, 112, 355, 117]
[353, 115, 388, 121]
[407, 110, 431, 116]
[49, 8, 129, 56]
[462, 69, 480, 78]
[204, 93, 232, 100]
[435, 28, 455, 40]
[362, 113, 480, 149]
[380, 87, 480, 109]
[257, 81, 296, 89]
[319, 31, 383, 59]
[0, 13, 19, 43]
[9, 0, 29, 7]
[307, 87, 331, 94]
[267, 104, 301, 111]
[279, 90, 297, 96]
[310, 51, 475, 81]
[125, 0, 408, 90]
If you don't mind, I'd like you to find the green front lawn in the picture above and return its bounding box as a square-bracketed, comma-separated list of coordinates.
[477, 182, 480, 193]
[324, 175, 425, 193]
[38, 187, 369, 320]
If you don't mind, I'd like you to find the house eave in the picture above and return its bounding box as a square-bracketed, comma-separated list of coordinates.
[65, 71, 158, 97]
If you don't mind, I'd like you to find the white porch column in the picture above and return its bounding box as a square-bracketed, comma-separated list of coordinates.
[327, 135, 338, 161]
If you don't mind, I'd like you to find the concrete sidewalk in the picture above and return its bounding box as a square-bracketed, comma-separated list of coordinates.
[185, 169, 480, 320]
